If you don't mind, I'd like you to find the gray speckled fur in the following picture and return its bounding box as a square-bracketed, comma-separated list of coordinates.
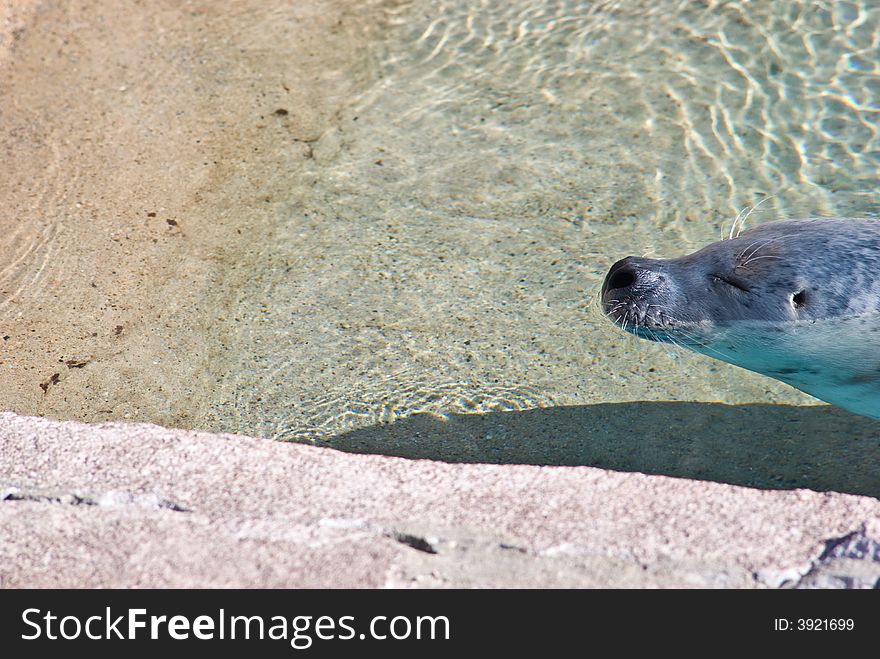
[602, 218, 880, 420]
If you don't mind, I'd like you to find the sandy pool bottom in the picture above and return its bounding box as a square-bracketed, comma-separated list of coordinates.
[1, 1, 878, 499]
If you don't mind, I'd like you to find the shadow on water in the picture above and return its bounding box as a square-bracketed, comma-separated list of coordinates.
[322, 402, 880, 499]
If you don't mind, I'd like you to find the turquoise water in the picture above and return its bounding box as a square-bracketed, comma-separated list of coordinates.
[206, 0, 880, 471]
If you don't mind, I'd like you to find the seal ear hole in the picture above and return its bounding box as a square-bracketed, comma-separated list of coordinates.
[792, 290, 807, 309]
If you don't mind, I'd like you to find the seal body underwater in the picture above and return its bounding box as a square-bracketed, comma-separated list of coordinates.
[601, 217, 880, 420]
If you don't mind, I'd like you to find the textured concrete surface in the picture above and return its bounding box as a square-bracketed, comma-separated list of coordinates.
[2, 411, 878, 588]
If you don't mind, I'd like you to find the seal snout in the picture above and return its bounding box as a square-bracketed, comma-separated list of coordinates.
[601, 256, 661, 302]
[600, 256, 669, 333]
[602, 256, 641, 300]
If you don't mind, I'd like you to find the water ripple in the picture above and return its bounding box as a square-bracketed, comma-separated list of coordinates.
[366, 0, 880, 224]
[211, 0, 880, 443]
[0, 152, 70, 313]
[264, 371, 556, 442]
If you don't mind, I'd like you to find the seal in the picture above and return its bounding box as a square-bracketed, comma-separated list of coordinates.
[601, 217, 880, 420]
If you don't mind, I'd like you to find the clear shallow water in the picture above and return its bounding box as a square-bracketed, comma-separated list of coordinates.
[205, 0, 880, 454]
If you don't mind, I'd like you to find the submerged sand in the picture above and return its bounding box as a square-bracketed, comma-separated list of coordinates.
[0, 0, 389, 427]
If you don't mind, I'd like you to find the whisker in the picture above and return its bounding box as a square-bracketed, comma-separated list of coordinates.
[740, 254, 782, 268]
[737, 236, 783, 265]
[737, 195, 775, 236]
[729, 205, 748, 241]
[673, 327, 737, 362]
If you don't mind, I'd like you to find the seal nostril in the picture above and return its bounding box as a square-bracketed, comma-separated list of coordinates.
[607, 268, 636, 291]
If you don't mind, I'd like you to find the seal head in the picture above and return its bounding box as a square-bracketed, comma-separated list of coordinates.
[601, 218, 880, 419]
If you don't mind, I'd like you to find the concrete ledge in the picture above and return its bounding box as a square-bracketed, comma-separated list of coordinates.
[1, 412, 878, 588]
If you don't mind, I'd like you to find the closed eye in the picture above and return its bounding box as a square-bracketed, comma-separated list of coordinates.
[710, 273, 750, 293]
